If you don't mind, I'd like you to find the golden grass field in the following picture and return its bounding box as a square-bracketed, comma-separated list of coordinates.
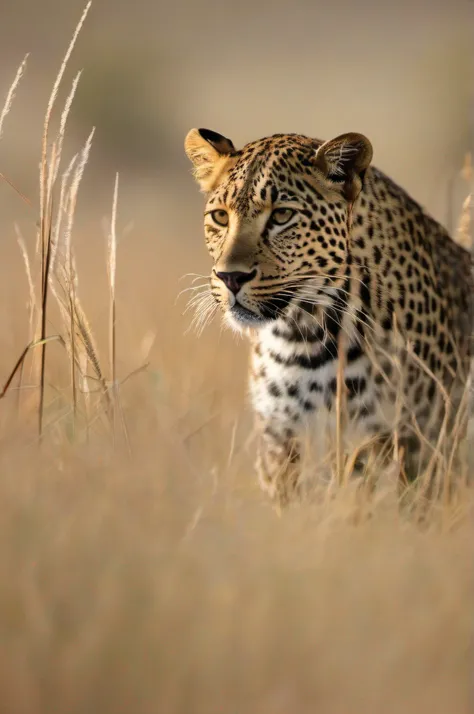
[0, 6, 473, 713]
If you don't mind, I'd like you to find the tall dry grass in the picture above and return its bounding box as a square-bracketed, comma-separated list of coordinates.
[0, 5, 472, 713]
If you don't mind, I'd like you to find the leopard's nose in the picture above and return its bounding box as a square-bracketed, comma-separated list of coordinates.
[215, 269, 257, 295]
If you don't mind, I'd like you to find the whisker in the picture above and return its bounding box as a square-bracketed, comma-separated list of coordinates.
[176, 282, 210, 301]
[184, 291, 213, 315]
[187, 293, 218, 336]
[179, 272, 210, 282]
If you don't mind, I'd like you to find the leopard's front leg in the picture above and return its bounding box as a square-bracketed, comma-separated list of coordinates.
[256, 419, 301, 508]
[250, 339, 306, 508]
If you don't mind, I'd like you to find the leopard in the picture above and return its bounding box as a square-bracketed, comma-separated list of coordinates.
[184, 127, 473, 506]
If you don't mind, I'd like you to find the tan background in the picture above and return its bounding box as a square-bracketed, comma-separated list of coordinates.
[0, 0, 470, 215]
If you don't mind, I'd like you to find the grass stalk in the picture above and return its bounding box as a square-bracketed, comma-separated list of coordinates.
[38, 197, 54, 439]
[0, 54, 29, 140]
[37, 2, 91, 439]
[108, 173, 119, 436]
[0, 336, 64, 401]
[335, 331, 346, 487]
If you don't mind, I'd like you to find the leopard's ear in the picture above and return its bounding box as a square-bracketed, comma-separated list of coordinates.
[313, 132, 373, 201]
[184, 128, 236, 191]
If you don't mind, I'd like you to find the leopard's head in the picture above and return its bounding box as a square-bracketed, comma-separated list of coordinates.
[184, 129, 372, 332]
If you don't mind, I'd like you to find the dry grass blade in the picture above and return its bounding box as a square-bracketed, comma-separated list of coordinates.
[39, 1, 91, 257]
[456, 194, 472, 250]
[64, 128, 95, 424]
[0, 53, 29, 140]
[49, 129, 112, 425]
[15, 224, 37, 343]
[108, 173, 119, 434]
[335, 331, 347, 486]
[456, 153, 472, 250]
[0, 172, 31, 206]
[38, 195, 55, 439]
[15, 224, 38, 418]
[36, 2, 91, 439]
[0, 336, 64, 401]
[51, 70, 82, 185]
[50, 153, 78, 276]
[0, 57, 32, 212]
[105, 173, 131, 453]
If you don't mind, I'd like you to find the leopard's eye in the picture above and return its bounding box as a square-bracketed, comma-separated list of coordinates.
[210, 209, 229, 227]
[270, 208, 296, 225]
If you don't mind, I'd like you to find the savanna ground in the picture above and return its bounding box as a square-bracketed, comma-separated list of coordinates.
[0, 5, 473, 713]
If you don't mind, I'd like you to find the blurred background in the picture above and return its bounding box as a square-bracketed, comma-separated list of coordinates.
[0, 0, 470, 369]
[0, 0, 471, 218]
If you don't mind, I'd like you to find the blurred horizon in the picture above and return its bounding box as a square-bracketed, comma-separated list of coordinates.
[0, 0, 471, 227]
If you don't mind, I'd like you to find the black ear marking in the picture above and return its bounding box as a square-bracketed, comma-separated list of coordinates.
[198, 128, 235, 155]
